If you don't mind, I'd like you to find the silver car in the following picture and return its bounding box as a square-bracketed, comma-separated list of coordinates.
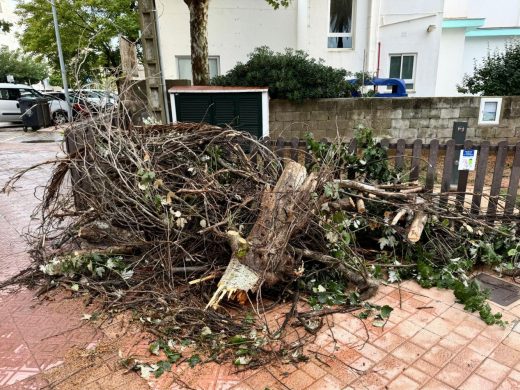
[0, 83, 71, 126]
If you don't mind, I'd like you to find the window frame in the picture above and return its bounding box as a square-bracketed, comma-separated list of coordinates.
[388, 53, 417, 91]
[478, 97, 502, 125]
[176, 56, 221, 82]
[327, 0, 356, 50]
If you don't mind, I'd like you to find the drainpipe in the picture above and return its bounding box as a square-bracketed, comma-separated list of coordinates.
[366, 0, 381, 76]
[296, 0, 309, 51]
[153, 1, 171, 123]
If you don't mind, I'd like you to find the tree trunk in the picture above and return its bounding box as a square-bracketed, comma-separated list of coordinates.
[207, 161, 317, 309]
[184, 0, 210, 85]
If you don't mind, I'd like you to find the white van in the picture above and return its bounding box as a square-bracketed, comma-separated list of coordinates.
[0, 83, 70, 125]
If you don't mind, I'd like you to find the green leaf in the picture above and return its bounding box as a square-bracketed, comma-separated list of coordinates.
[357, 310, 371, 319]
[188, 354, 201, 368]
[380, 305, 393, 319]
[154, 361, 171, 378]
[228, 335, 248, 345]
[149, 342, 161, 356]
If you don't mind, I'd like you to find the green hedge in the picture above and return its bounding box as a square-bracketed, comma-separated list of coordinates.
[211, 47, 355, 102]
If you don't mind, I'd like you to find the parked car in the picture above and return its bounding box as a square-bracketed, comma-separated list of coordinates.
[70, 89, 117, 109]
[0, 83, 72, 125]
[43, 92, 98, 122]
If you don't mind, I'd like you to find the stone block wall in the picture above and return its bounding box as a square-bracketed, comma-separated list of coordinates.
[269, 96, 520, 143]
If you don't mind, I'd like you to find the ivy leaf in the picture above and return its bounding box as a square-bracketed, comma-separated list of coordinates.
[357, 310, 371, 319]
[154, 361, 171, 378]
[149, 342, 161, 355]
[188, 354, 201, 368]
[380, 305, 393, 319]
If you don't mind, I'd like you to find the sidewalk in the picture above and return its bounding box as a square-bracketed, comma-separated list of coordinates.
[1, 137, 520, 389]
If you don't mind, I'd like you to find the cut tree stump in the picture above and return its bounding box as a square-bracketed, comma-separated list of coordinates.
[207, 160, 317, 309]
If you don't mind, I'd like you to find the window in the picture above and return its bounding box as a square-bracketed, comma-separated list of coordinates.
[478, 97, 502, 125]
[177, 56, 220, 82]
[0, 89, 23, 100]
[20, 89, 42, 98]
[389, 54, 416, 90]
[328, 0, 353, 49]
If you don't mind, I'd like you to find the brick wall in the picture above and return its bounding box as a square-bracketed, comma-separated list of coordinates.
[269, 97, 520, 143]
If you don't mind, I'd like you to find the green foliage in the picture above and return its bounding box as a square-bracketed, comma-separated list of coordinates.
[136, 340, 182, 379]
[16, 0, 139, 85]
[264, 0, 292, 9]
[212, 47, 355, 102]
[308, 131, 515, 326]
[414, 257, 505, 326]
[357, 303, 393, 327]
[306, 279, 348, 309]
[39, 253, 133, 281]
[458, 39, 520, 95]
[0, 19, 12, 33]
[306, 127, 395, 183]
[354, 127, 395, 182]
[0, 46, 48, 84]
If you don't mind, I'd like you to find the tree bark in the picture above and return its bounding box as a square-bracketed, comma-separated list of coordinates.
[207, 161, 317, 309]
[184, 0, 210, 85]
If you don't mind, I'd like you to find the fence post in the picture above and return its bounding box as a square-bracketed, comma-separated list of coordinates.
[487, 141, 508, 221]
[471, 141, 490, 215]
[425, 139, 439, 193]
[504, 142, 520, 215]
[450, 121, 468, 186]
[440, 140, 456, 208]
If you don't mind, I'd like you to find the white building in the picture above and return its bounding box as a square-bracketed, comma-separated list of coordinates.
[436, 0, 520, 96]
[0, 0, 19, 50]
[153, 0, 518, 97]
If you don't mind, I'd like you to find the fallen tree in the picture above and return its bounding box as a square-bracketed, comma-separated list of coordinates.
[2, 120, 519, 371]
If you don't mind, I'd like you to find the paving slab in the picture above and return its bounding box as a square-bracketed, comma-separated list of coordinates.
[2, 134, 520, 389]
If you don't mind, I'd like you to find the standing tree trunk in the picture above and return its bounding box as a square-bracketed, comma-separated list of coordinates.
[184, 0, 210, 85]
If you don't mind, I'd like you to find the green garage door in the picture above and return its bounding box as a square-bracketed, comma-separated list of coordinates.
[175, 92, 263, 138]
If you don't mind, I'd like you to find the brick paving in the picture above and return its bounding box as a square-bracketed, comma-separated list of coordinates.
[0, 132, 100, 388]
[1, 128, 520, 389]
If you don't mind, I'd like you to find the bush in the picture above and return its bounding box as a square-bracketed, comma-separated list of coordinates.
[458, 39, 520, 96]
[211, 47, 355, 102]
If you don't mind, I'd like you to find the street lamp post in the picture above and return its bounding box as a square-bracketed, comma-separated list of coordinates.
[50, 0, 73, 122]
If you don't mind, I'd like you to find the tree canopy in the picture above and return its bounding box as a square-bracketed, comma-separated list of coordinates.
[458, 40, 520, 96]
[16, 0, 140, 86]
[0, 46, 48, 84]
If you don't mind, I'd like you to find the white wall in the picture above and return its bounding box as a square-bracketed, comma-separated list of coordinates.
[155, 0, 298, 80]
[0, 0, 19, 50]
[155, 0, 445, 96]
[435, 28, 466, 96]
[443, 0, 469, 19]
[301, 0, 369, 74]
[464, 0, 520, 27]
[462, 36, 511, 77]
[378, 0, 444, 96]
